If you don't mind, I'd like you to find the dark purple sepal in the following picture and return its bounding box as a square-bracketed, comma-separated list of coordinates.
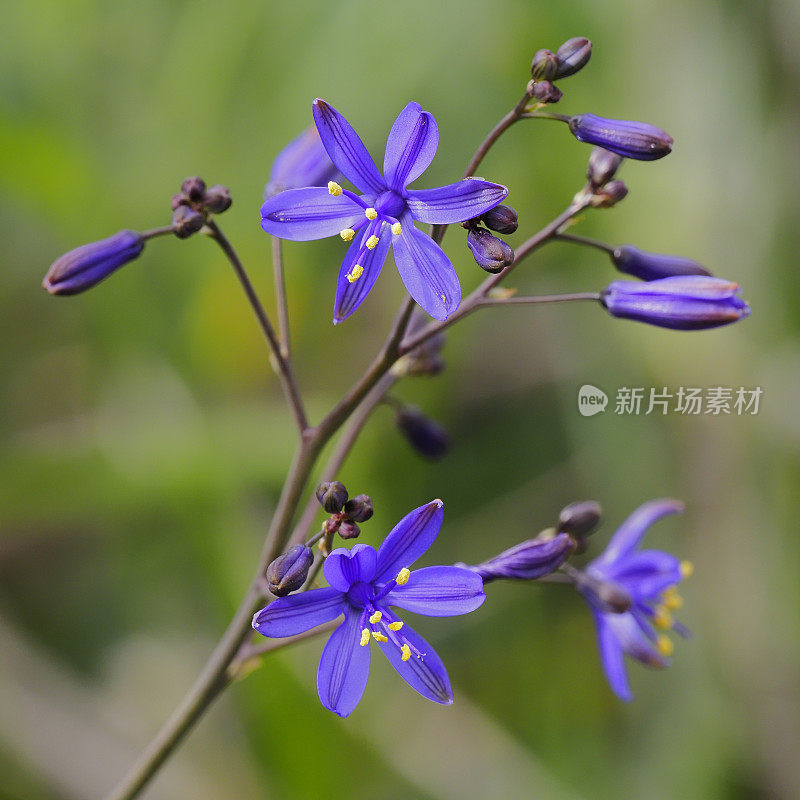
[612, 245, 712, 281]
[569, 114, 673, 161]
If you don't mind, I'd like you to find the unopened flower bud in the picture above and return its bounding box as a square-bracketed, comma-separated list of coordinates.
[265, 544, 313, 597]
[396, 406, 449, 460]
[203, 184, 232, 214]
[587, 147, 623, 187]
[171, 193, 189, 211]
[555, 37, 593, 78]
[344, 494, 374, 523]
[467, 532, 575, 583]
[43, 230, 144, 296]
[530, 81, 563, 104]
[338, 520, 361, 540]
[315, 480, 348, 513]
[612, 245, 712, 281]
[557, 501, 602, 537]
[590, 179, 628, 208]
[569, 114, 673, 161]
[181, 176, 206, 202]
[467, 227, 515, 274]
[481, 204, 518, 235]
[172, 205, 205, 239]
[266, 126, 339, 198]
[531, 49, 559, 81]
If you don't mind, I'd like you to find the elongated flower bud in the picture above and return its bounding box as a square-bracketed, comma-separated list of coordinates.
[569, 114, 673, 161]
[555, 37, 592, 78]
[467, 227, 515, 273]
[266, 545, 313, 596]
[467, 533, 575, 583]
[43, 230, 144, 296]
[265, 126, 339, 198]
[315, 481, 348, 513]
[531, 49, 559, 81]
[344, 494, 374, 523]
[601, 276, 750, 330]
[481, 205, 518, 235]
[587, 147, 623, 187]
[612, 245, 711, 281]
[396, 406, 449, 460]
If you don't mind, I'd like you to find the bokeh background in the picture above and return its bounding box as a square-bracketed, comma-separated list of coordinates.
[2, 1, 799, 798]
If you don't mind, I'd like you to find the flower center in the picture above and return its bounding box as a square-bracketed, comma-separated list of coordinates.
[375, 190, 406, 219]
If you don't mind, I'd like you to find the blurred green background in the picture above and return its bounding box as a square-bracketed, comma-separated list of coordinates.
[2, 0, 799, 798]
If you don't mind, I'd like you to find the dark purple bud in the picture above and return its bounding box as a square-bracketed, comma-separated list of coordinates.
[43, 230, 144, 296]
[557, 501, 602, 537]
[203, 184, 232, 214]
[612, 245, 712, 281]
[181, 176, 206, 202]
[587, 147, 623, 187]
[530, 81, 563, 104]
[555, 37, 593, 78]
[344, 494, 374, 523]
[265, 544, 313, 596]
[531, 49, 559, 81]
[172, 205, 205, 239]
[569, 114, 673, 161]
[481, 204, 518, 235]
[467, 533, 575, 583]
[315, 480, 348, 513]
[338, 520, 361, 540]
[590, 179, 629, 208]
[467, 227, 515, 274]
[396, 406, 449, 460]
[601, 276, 751, 330]
[171, 193, 189, 211]
[266, 126, 339, 198]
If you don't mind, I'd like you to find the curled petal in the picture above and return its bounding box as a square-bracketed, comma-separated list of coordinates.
[323, 543, 378, 592]
[260, 187, 363, 241]
[384, 102, 439, 191]
[333, 222, 391, 323]
[375, 500, 444, 582]
[317, 609, 371, 717]
[384, 566, 485, 617]
[593, 611, 632, 702]
[252, 587, 345, 637]
[405, 179, 508, 224]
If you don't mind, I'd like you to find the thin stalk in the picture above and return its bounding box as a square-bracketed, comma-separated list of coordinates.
[141, 225, 175, 240]
[556, 231, 615, 255]
[520, 111, 571, 123]
[271, 236, 291, 359]
[478, 292, 601, 307]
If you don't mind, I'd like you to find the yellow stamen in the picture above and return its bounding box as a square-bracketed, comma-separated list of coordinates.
[346, 264, 364, 283]
[680, 560, 694, 579]
[366, 235, 380, 250]
[395, 567, 411, 586]
[652, 606, 673, 630]
[440, 293, 446, 303]
[387, 621, 404, 631]
[371, 630, 388, 643]
[656, 634, 674, 657]
[328, 181, 343, 196]
[391, 222, 402, 236]
[340, 228, 355, 242]
[369, 610, 382, 624]
[661, 587, 683, 610]
[359, 628, 371, 647]
[365, 207, 378, 220]
[401, 644, 411, 661]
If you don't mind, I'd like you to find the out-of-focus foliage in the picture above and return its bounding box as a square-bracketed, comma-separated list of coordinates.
[1, 1, 799, 798]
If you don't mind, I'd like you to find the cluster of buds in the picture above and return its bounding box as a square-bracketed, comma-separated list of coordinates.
[528, 37, 593, 106]
[463, 205, 518, 274]
[315, 481, 374, 542]
[585, 147, 629, 208]
[170, 177, 232, 239]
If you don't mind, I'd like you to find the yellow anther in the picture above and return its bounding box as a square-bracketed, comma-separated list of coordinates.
[680, 560, 694, 579]
[440, 293, 446, 302]
[328, 181, 343, 196]
[346, 264, 364, 284]
[366, 235, 380, 250]
[360, 628, 371, 647]
[395, 567, 411, 586]
[387, 621, 404, 631]
[656, 634, 674, 657]
[371, 630, 388, 643]
[369, 610, 382, 624]
[652, 606, 673, 630]
[401, 644, 411, 661]
[661, 587, 683, 611]
[391, 222, 402, 236]
[340, 228, 356, 242]
[365, 207, 378, 220]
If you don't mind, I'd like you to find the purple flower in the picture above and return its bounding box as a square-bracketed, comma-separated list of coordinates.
[466, 533, 575, 582]
[569, 114, 673, 161]
[261, 100, 509, 323]
[579, 499, 691, 701]
[252, 500, 485, 716]
[612, 245, 711, 281]
[265, 126, 339, 198]
[601, 275, 750, 330]
[43, 230, 144, 296]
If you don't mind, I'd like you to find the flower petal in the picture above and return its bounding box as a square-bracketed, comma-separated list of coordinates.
[383, 102, 439, 192]
[592, 611, 632, 702]
[392, 217, 461, 321]
[604, 610, 668, 669]
[405, 179, 508, 224]
[384, 566, 485, 616]
[312, 99, 386, 195]
[323, 543, 378, 592]
[602, 549, 682, 600]
[317, 608, 371, 717]
[252, 587, 345, 637]
[260, 187, 363, 241]
[378, 624, 453, 704]
[333, 222, 392, 323]
[374, 500, 444, 582]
